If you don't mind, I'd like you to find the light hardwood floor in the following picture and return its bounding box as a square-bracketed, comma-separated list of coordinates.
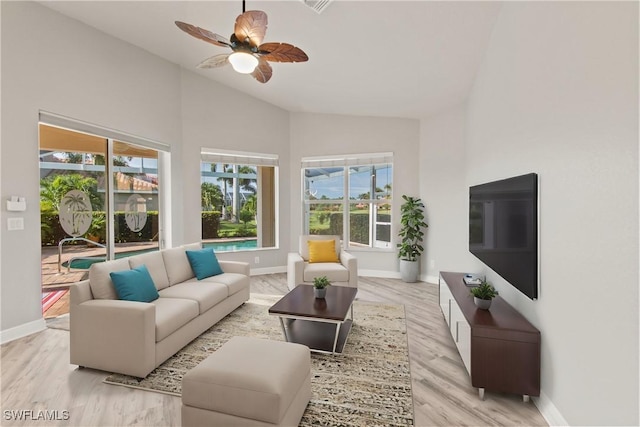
[1, 274, 547, 426]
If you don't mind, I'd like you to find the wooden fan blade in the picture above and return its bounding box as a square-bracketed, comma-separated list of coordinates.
[259, 42, 309, 63]
[197, 54, 230, 69]
[234, 11, 267, 48]
[175, 21, 231, 47]
[251, 58, 273, 83]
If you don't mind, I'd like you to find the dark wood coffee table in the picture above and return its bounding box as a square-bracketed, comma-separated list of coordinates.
[268, 285, 357, 354]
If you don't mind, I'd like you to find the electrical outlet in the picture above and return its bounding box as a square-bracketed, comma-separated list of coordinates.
[429, 259, 435, 269]
[254, 256, 260, 264]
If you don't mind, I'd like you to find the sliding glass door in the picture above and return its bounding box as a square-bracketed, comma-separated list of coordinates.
[39, 123, 165, 290]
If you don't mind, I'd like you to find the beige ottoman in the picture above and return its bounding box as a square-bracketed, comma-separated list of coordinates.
[181, 336, 311, 427]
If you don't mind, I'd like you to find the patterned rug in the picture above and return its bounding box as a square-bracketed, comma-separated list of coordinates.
[104, 294, 414, 426]
[42, 289, 67, 313]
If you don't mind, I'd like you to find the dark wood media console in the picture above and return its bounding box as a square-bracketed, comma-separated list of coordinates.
[439, 271, 540, 401]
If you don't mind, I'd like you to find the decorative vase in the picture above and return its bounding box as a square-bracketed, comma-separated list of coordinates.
[399, 259, 419, 283]
[474, 297, 492, 310]
[314, 288, 326, 299]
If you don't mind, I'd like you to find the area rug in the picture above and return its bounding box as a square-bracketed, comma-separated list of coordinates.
[104, 294, 414, 426]
[42, 289, 67, 314]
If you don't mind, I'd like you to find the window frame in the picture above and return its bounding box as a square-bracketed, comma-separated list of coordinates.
[200, 148, 279, 252]
[301, 153, 393, 251]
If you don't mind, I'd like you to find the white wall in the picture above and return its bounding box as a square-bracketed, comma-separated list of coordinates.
[424, 2, 638, 425]
[419, 103, 481, 283]
[0, 2, 293, 338]
[1, 1, 182, 334]
[179, 70, 291, 268]
[289, 112, 420, 275]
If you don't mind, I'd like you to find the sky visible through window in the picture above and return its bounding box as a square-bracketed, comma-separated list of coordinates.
[307, 165, 392, 200]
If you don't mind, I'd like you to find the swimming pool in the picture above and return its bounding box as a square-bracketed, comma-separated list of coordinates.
[62, 240, 258, 270]
[203, 239, 258, 252]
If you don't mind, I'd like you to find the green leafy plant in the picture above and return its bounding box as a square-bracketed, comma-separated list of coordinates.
[313, 276, 331, 289]
[397, 195, 428, 261]
[470, 280, 498, 301]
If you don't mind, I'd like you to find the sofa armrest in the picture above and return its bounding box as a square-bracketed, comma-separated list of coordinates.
[339, 251, 358, 288]
[70, 299, 156, 378]
[219, 260, 250, 276]
[70, 280, 93, 305]
[287, 253, 305, 291]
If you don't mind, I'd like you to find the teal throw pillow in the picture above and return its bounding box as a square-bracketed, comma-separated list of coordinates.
[110, 264, 159, 303]
[186, 248, 223, 280]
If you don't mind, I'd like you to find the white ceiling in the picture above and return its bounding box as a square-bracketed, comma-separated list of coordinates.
[39, 1, 503, 119]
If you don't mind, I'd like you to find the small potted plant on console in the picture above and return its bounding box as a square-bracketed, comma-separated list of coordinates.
[313, 276, 331, 299]
[470, 279, 498, 310]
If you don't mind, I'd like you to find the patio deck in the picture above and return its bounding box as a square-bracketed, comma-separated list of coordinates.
[41, 242, 158, 317]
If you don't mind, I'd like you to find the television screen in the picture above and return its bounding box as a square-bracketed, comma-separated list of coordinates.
[469, 173, 538, 300]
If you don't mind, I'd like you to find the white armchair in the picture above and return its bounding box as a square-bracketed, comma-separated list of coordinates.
[287, 235, 358, 291]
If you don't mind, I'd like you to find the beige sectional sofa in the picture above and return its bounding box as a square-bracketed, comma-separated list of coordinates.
[70, 243, 250, 378]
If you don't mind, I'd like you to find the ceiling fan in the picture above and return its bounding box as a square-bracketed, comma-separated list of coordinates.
[175, 1, 308, 83]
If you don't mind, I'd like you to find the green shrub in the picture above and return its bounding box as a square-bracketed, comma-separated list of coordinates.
[202, 211, 221, 239]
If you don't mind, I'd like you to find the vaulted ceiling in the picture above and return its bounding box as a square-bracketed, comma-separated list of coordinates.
[40, 1, 502, 119]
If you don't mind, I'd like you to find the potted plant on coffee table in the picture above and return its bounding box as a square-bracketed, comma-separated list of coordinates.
[397, 195, 428, 282]
[470, 279, 498, 310]
[313, 276, 331, 299]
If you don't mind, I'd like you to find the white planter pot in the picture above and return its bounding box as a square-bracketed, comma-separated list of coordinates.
[399, 259, 419, 282]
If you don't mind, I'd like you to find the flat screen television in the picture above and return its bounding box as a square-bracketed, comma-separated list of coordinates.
[469, 173, 538, 300]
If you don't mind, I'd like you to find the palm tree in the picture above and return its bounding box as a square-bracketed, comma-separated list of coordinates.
[201, 182, 223, 211]
[40, 174, 102, 211]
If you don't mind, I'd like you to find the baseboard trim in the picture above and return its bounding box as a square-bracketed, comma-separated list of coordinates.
[534, 392, 568, 426]
[0, 318, 46, 345]
[252, 267, 434, 282]
[250, 266, 287, 276]
[423, 274, 439, 284]
[359, 269, 401, 279]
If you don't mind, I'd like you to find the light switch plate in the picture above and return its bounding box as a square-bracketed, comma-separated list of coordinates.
[7, 217, 24, 231]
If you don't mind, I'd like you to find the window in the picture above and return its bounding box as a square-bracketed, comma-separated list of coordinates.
[201, 149, 278, 252]
[38, 117, 169, 291]
[302, 153, 392, 249]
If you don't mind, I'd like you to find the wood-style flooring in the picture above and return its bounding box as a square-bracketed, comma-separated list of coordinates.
[1, 274, 547, 426]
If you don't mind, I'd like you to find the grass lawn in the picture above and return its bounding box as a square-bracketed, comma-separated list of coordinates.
[218, 219, 256, 237]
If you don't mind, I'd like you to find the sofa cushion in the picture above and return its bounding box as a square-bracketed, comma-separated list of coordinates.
[88, 258, 131, 300]
[307, 239, 339, 263]
[158, 281, 228, 314]
[110, 265, 160, 303]
[201, 273, 249, 296]
[151, 297, 199, 342]
[161, 247, 195, 286]
[186, 248, 223, 280]
[303, 262, 349, 283]
[128, 251, 170, 290]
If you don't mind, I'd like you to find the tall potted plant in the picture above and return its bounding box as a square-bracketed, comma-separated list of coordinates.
[397, 195, 428, 282]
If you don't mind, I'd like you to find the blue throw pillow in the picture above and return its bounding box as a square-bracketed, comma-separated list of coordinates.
[186, 248, 223, 280]
[110, 264, 159, 303]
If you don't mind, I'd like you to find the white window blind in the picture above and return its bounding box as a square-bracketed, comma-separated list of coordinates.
[201, 148, 279, 167]
[301, 152, 393, 168]
[39, 110, 171, 153]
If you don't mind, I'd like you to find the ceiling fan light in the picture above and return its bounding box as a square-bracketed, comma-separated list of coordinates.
[228, 52, 259, 74]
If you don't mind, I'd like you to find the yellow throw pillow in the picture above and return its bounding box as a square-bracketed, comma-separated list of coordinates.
[307, 239, 339, 263]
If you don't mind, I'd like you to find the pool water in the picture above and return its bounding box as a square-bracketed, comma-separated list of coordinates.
[62, 240, 258, 270]
[203, 239, 258, 252]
